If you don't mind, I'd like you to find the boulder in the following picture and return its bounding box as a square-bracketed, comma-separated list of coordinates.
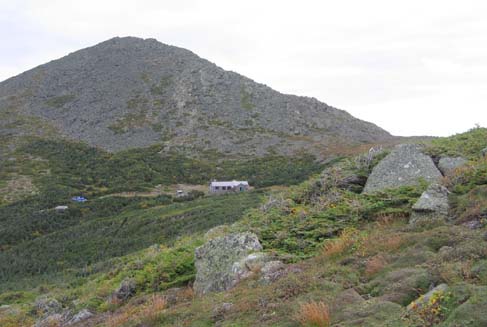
[482, 147, 487, 158]
[438, 157, 467, 175]
[363, 144, 442, 194]
[193, 232, 264, 295]
[112, 278, 136, 301]
[410, 183, 449, 225]
[65, 309, 94, 325]
[407, 283, 449, 311]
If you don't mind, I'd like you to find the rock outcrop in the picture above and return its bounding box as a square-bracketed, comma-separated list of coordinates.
[438, 157, 467, 175]
[363, 144, 442, 194]
[193, 232, 264, 295]
[410, 183, 449, 225]
[407, 283, 449, 311]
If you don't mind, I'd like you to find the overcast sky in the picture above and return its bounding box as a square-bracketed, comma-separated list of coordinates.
[1, 0, 486, 136]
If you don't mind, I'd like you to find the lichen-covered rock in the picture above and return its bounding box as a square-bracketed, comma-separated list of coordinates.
[407, 283, 449, 311]
[112, 278, 137, 301]
[363, 144, 442, 194]
[193, 232, 263, 295]
[438, 157, 467, 175]
[410, 183, 449, 225]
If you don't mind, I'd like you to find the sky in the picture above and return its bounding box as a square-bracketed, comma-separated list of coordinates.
[1, 0, 486, 137]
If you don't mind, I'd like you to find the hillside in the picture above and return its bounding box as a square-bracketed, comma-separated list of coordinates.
[1, 127, 486, 327]
[0, 36, 391, 157]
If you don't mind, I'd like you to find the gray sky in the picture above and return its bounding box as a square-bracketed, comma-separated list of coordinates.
[1, 0, 486, 136]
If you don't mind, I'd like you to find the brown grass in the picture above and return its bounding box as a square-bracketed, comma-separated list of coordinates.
[365, 255, 388, 277]
[322, 228, 358, 257]
[141, 294, 167, 321]
[295, 301, 330, 327]
[107, 294, 167, 327]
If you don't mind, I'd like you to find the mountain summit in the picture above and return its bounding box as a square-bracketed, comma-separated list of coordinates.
[0, 37, 391, 156]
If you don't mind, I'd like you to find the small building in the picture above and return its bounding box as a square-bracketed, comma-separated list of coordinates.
[209, 180, 249, 194]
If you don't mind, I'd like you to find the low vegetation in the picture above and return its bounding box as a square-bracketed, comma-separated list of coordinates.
[1, 127, 487, 326]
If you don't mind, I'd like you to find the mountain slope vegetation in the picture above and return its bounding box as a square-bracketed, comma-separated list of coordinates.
[1, 127, 485, 327]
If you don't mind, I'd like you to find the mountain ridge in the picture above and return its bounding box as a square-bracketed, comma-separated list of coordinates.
[0, 36, 392, 157]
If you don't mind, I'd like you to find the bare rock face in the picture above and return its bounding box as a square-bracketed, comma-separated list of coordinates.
[193, 232, 264, 295]
[438, 157, 467, 175]
[410, 183, 449, 225]
[363, 144, 442, 194]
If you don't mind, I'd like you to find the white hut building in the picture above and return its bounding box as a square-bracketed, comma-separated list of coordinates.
[209, 180, 249, 194]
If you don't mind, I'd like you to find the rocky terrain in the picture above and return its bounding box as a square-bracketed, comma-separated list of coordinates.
[0, 37, 391, 157]
[0, 127, 485, 327]
[1, 37, 486, 327]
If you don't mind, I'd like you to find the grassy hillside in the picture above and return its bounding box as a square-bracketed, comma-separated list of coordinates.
[0, 191, 263, 290]
[0, 138, 323, 205]
[1, 128, 486, 327]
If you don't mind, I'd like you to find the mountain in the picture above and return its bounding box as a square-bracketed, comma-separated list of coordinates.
[0, 36, 391, 156]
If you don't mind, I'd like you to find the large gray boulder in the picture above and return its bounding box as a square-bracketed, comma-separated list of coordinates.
[193, 232, 264, 295]
[438, 156, 467, 175]
[410, 183, 449, 225]
[363, 144, 442, 194]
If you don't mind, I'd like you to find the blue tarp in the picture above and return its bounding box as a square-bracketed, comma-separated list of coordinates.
[72, 196, 87, 202]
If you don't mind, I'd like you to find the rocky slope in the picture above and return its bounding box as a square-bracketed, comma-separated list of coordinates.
[0, 36, 391, 156]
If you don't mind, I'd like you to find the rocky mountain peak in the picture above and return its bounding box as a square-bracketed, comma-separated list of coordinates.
[0, 36, 392, 156]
